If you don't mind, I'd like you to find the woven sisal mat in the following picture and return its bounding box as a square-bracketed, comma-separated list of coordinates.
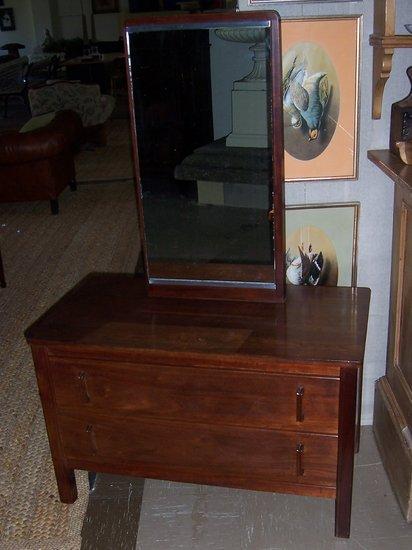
[0, 181, 139, 548]
[76, 118, 134, 183]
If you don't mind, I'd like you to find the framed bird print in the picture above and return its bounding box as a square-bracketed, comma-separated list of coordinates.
[0, 7, 16, 31]
[285, 202, 359, 287]
[282, 16, 361, 181]
[92, 0, 119, 14]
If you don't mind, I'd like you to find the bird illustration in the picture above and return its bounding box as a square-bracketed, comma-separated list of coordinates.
[286, 254, 304, 285]
[283, 57, 306, 129]
[291, 72, 329, 141]
[286, 244, 324, 286]
[283, 58, 330, 141]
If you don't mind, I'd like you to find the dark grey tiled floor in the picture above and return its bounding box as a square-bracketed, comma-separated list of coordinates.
[81, 475, 144, 550]
[135, 427, 412, 549]
[81, 427, 412, 549]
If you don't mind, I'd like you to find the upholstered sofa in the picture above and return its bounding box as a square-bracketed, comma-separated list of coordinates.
[28, 81, 115, 145]
[0, 110, 82, 214]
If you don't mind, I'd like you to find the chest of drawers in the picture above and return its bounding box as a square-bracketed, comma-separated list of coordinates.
[25, 273, 370, 538]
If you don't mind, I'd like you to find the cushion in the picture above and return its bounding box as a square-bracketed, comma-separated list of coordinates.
[20, 112, 57, 133]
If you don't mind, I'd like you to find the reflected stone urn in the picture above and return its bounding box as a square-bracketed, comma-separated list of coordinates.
[215, 27, 268, 148]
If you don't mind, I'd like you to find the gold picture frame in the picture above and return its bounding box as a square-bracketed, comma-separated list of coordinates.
[281, 16, 361, 182]
[285, 202, 359, 286]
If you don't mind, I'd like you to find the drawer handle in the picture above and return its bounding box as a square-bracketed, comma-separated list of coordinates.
[296, 386, 304, 422]
[78, 371, 91, 403]
[86, 424, 98, 455]
[296, 442, 304, 477]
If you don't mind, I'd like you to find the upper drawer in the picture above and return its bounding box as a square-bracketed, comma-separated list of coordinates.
[50, 357, 340, 434]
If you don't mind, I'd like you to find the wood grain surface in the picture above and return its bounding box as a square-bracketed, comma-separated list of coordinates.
[26, 273, 370, 367]
[59, 413, 338, 489]
[50, 357, 340, 434]
[368, 150, 412, 193]
[26, 272, 370, 538]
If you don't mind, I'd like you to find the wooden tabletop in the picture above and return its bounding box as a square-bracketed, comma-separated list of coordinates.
[368, 149, 412, 192]
[25, 273, 370, 368]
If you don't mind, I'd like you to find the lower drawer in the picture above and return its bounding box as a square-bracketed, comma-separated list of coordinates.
[58, 413, 338, 488]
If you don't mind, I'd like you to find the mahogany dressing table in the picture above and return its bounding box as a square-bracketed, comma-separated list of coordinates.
[26, 11, 370, 539]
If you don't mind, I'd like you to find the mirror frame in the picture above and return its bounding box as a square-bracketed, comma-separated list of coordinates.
[125, 10, 285, 302]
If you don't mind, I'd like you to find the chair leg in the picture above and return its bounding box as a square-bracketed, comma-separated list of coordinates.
[50, 199, 59, 215]
[69, 179, 77, 191]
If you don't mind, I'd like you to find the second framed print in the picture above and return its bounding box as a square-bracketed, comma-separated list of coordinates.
[285, 203, 359, 287]
[282, 16, 361, 181]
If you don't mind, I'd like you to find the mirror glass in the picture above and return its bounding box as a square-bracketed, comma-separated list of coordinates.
[128, 22, 276, 287]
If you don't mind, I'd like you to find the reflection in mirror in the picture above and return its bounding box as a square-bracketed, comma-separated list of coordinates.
[128, 23, 276, 287]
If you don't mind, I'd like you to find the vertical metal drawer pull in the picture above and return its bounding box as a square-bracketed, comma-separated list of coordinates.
[86, 424, 98, 454]
[77, 371, 91, 403]
[296, 443, 304, 476]
[296, 386, 304, 422]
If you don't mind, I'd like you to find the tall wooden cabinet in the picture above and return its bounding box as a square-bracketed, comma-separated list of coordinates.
[369, 150, 412, 522]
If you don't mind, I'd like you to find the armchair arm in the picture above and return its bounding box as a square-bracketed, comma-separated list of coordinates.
[0, 131, 68, 165]
[0, 110, 81, 165]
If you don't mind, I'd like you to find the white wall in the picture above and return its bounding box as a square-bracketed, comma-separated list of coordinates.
[239, 0, 411, 424]
[0, 0, 36, 55]
[92, 0, 129, 41]
[55, 0, 86, 39]
[210, 31, 252, 139]
[0, 0, 65, 55]
[31, 0, 54, 45]
[0, 0, 127, 55]
[53, 0, 129, 42]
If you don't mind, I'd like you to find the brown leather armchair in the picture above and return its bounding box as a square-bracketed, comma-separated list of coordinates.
[0, 110, 82, 214]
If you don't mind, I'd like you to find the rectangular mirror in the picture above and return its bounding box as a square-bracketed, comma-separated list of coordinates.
[125, 11, 285, 301]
